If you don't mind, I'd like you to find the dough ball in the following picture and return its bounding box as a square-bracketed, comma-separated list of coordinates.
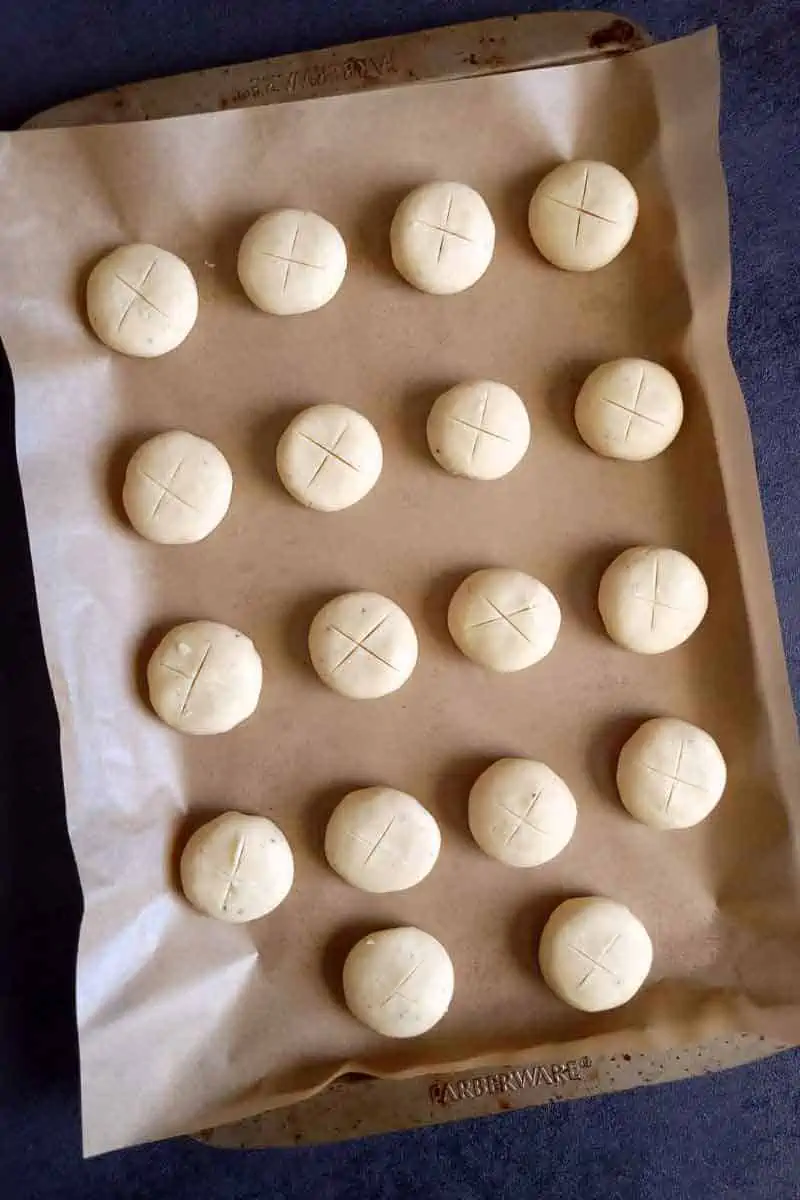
[147, 620, 262, 734]
[309, 592, 418, 699]
[598, 546, 708, 654]
[617, 717, 727, 830]
[277, 404, 382, 512]
[539, 897, 653, 1012]
[122, 430, 233, 544]
[528, 161, 638, 272]
[237, 209, 347, 315]
[86, 243, 198, 357]
[342, 927, 454, 1038]
[468, 758, 577, 868]
[448, 568, 561, 672]
[575, 359, 683, 461]
[325, 787, 441, 892]
[427, 381, 531, 480]
[390, 181, 495, 295]
[180, 812, 294, 923]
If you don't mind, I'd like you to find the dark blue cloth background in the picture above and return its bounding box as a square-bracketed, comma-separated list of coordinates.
[0, 2, 797, 1196]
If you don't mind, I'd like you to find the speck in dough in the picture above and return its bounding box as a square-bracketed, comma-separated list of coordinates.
[598, 546, 708, 654]
[617, 717, 727, 830]
[427, 381, 531, 480]
[529, 161, 638, 272]
[448, 568, 561, 672]
[390, 181, 495, 295]
[342, 927, 454, 1038]
[147, 620, 262, 734]
[325, 787, 441, 892]
[237, 209, 347, 315]
[539, 897, 653, 1012]
[575, 359, 683, 461]
[122, 430, 232, 544]
[180, 812, 294, 923]
[309, 592, 418, 699]
[468, 759, 577, 868]
[86, 243, 199, 357]
[277, 404, 382, 511]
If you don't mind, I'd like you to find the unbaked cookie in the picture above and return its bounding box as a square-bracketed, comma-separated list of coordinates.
[574, 359, 683, 461]
[325, 787, 441, 892]
[86, 243, 198, 357]
[390, 181, 495, 295]
[277, 404, 382, 511]
[529, 161, 638, 272]
[539, 896, 653, 1012]
[468, 758, 577, 868]
[448, 568, 561, 672]
[427, 381, 531, 480]
[147, 620, 262, 734]
[180, 812, 294, 923]
[617, 717, 727, 830]
[309, 592, 418, 699]
[238, 209, 347, 315]
[598, 546, 708, 654]
[122, 430, 232, 544]
[342, 926, 454, 1038]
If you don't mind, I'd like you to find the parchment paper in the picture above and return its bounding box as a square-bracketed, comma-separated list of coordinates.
[0, 28, 797, 1157]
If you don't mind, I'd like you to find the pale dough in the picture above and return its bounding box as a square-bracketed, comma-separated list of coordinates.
[86, 243, 198, 357]
[122, 430, 233, 544]
[575, 359, 683, 461]
[277, 404, 382, 511]
[325, 787, 441, 892]
[237, 209, 347, 315]
[468, 758, 577, 868]
[147, 620, 262, 734]
[528, 161, 638, 272]
[390, 181, 495, 295]
[448, 568, 561, 672]
[539, 897, 653, 1012]
[309, 592, 418, 699]
[427, 381, 531, 480]
[598, 546, 708, 654]
[617, 717, 727, 830]
[180, 812, 294, 923]
[342, 927, 454, 1038]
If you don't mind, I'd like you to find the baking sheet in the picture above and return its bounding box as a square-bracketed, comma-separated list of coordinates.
[0, 28, 797, 1156]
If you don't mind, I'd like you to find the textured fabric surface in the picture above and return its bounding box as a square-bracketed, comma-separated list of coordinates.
[0, 1, 797, 1196]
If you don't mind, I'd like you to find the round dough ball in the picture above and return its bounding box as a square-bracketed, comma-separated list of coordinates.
[598, 546, 708, 654]
[617, 717, 727, 830]
[122, 430, 233, 544]
[342, 927, 454, 1038]
[468, 758, 577, 868]
[448, 568, 561, 672]
[575, 359, 683, 461]
[237, 209, 347, 315]
[427, 381, 531, 480]
[277, 404, 382, 512]
[147, 620, 262, 734]
[180, 812, 294, 923]
[325, 787, 441, 892]
[528, 161, 638, 272]
[309, 592, 418, 700]
[390, 181, 495, 295]
[539, 897, 653, 1012]
[86, 243, 198, 357]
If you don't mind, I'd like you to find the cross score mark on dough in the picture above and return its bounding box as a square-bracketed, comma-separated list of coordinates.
[380, 958, 426, 1008]
[496, 789, 548, 845]
[260, 222, 327, 292]
[298, 425, 361, 489]
[634, 555, 685, 632]
[601, 369, 666, 442]
[139, 457, 199, 519]
[159, 642, 213, 715]
[467, 598, 536, 644]
[346, 817, 399, 866]
[217, 834, 248, 913]
[544, 168, 619, 246]
[414, 192, 475, 263]
[643, 739, 706, 813]
[115, 258, 167, 330]
[448, 389, 512, 466]
[328, 615, 400, 673]
[570, 934, 622, 988]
